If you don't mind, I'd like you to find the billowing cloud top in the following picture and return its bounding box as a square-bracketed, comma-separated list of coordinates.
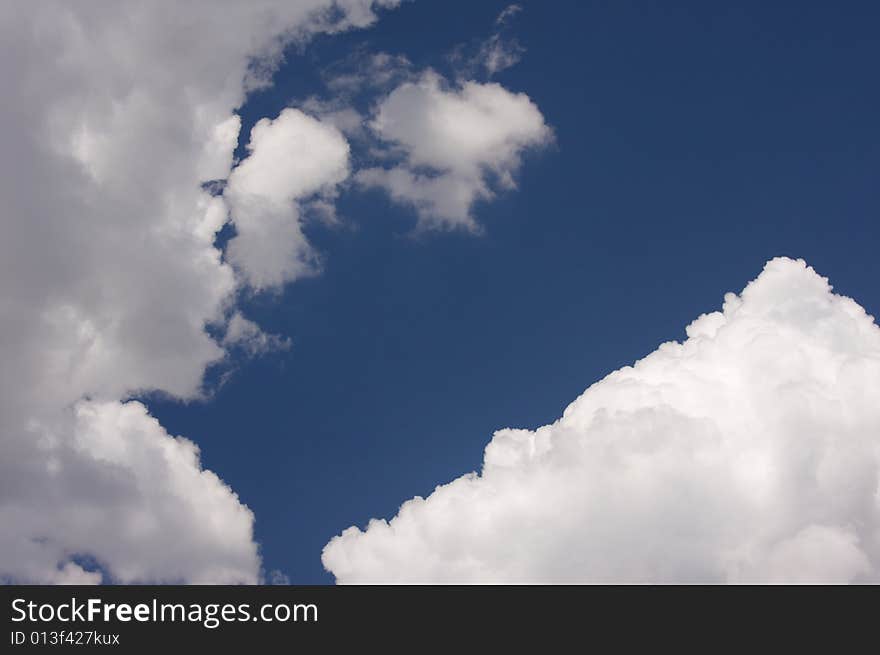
[323, 258, 880, 583]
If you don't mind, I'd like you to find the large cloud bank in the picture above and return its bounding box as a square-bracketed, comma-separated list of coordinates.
[324, 258, 880, 583]
[0, 0, 399, 584]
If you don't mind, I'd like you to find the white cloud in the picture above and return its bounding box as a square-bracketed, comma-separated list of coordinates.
[0, 0, 398, 584]
[323, 51, 414, 96]
[300, 99, 368, 140]
[223, 312, 291, 357]
[225, 108, 351, 290]
[496, 4, 523, 26]
[478, 35, 524, 77]
[300, 52, 416, 140]
[52, 563, 103, 586]
[4, 401, 259, 584]
[356, 71, 552, 230]
[323, 258, 880, 583]
[446, 4, 523, 79]
[268, 569, 292, 585]
[475, 4, 525, 76]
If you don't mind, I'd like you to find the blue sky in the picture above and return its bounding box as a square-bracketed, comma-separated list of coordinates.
[137, 0, 880, 582]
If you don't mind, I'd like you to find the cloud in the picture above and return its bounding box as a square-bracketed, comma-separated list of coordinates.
[495, 4, 523, 26]
[323, 258, 880, 583]
[223, 312, 292, 357]
[5, 401, 259, 584]
[268, 569, 292, 585]
[447, 4, 524, 80]
[225, 108, 350, 290]
[0, 0, 399, 584]
[356, 71, 552, 230]
[477, 35, 524, 77]
[300, 99, 368, 140]
[323, 51, 415, 97]
[300, 52, 416, 140]
[476, 4, 525, 76]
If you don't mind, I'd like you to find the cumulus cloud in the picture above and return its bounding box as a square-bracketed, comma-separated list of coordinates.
[0, 0, 398, 584]
[6, 401, 259, 585]
[225, 108, 350, 290]
[356, 71, 552, 230]
[323, 258, 880, 583]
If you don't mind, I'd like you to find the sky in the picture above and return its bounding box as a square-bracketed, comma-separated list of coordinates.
[2, 1, 880, 584]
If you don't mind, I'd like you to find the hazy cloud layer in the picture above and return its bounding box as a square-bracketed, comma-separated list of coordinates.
[323, 258, 880, 583]
[0, 0, 398, 584]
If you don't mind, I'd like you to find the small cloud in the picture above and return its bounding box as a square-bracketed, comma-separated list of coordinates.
[223, 312, 291, 357]
[357, 70, 552, 231]
[496, 4, 523, 26]
[478, 33, 524, 76]
[267, 569, 291, 585]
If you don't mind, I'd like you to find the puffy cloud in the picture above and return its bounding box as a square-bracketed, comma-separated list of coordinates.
[356, 72, 552, 230]
[0, 0, 398, 584]
[3, 401, 258, 584]
[323, 258, 880, 583]
[226, 108, 350, 290]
